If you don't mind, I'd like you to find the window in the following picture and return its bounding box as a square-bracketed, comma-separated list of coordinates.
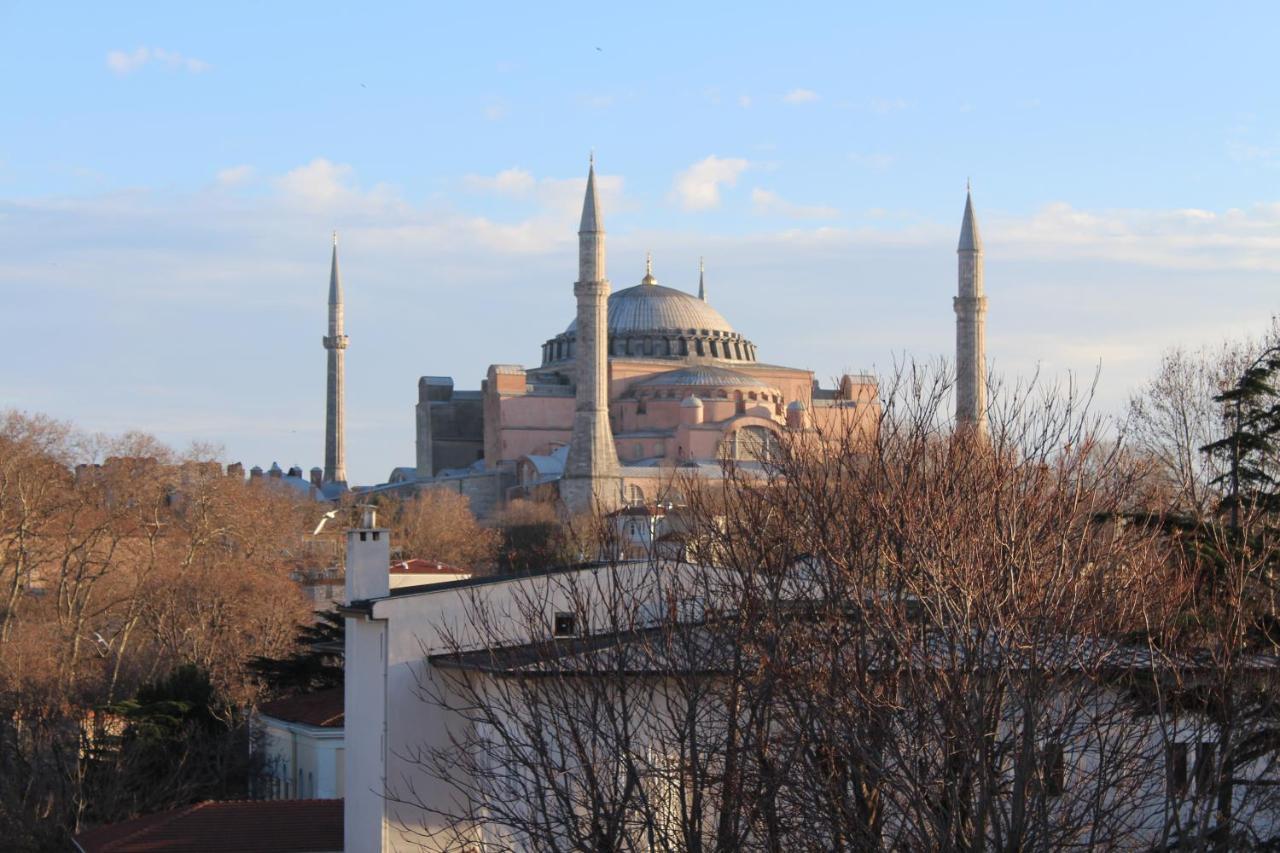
[1168, 742, 1188, 796]
[1194, 742, 1216, 792]
[719, 426, 780, 462]
[553, 612, 579, 637]
[1043, 743, 1065, 796]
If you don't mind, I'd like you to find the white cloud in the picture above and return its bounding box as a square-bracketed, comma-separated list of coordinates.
[274, 159, 358, 205]
[751, 188, 839, 220]
[738, 95, 752, 108]
[215, 165, 254, 186]
[464, 168, 537, 196]
[870, 97, 907, 114]
[106, 47, 210, 75]
[992, 201, 1280, 271]
[270, 158, 402, 212]
[672, 156, 749, 211]
[783, 88, 819, 104]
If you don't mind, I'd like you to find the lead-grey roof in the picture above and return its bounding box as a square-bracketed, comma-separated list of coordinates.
[579, 162, 602, 233]
[636, 364, 773, 389]
[565, 283, 737, 336]
[958, 190, 982, 253]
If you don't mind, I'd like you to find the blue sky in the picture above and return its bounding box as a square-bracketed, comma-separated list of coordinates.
[2, 2, 1279, 482]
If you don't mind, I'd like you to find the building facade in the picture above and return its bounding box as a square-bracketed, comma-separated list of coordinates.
[407, 162, 882, 515]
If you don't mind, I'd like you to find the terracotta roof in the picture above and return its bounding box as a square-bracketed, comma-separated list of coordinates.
[73, 799, 342, 852]
[257, 688, 344, 728]
[389, 557, 468, 576]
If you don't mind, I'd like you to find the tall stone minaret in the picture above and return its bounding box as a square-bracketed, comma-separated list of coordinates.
[323, 233, 349, 487]
[698, 257, 707, 302]
[954, 185, 988, 436]
[562, 158, 619, 513]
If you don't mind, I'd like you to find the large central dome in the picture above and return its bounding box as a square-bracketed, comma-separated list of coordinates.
[541, 266, 758, 367]
[564, 282, 736, 337]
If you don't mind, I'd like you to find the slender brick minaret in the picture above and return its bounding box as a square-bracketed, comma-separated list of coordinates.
[954, 185, 988, 437]
[323, 233, 349, 487]
[562, 158, 619, 513]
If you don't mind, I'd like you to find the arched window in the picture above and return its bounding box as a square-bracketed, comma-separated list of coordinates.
[719, 426, 779, 462]
[629, 484, 645, 504]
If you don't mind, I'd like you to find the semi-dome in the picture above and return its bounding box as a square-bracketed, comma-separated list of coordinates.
[631, 365, 784, 410]
[637, 365, 770, 389]
[542, 262, 759, 367]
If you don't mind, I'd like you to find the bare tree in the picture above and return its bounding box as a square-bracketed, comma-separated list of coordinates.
[392, 363, 1254, 851]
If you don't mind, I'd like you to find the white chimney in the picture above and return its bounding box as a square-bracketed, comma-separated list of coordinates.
[345, 505, 390, 603]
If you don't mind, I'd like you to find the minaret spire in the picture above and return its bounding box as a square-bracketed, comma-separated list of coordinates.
[954, 185, 988, 437]
[323, 233, 350, 489]
[563, 157, 620, 513]
[698, 257, 706, 301]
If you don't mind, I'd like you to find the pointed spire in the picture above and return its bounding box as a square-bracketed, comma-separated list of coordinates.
[328, 231, 343, 305]
[579, 157, 603, 233]
[642, 251, 657, 285]
[698, 256, 706, 301]
[958, 185, 982, 253]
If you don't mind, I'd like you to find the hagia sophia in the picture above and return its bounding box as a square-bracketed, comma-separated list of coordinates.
[318, 160, 987, 517]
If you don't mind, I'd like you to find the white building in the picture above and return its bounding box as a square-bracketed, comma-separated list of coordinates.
[254, 688, 345, 801]
[337, 512, 1280, 851]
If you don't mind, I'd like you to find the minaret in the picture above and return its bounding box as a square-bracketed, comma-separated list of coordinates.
[954, 184, 988, 436]
[562, 158, 620, 513]
[698, 257, 707, 301]
[323, 233, 349, 487]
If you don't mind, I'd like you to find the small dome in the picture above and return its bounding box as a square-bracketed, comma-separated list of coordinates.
[787, 400, 806, 412]
[681, 394, 703, 408]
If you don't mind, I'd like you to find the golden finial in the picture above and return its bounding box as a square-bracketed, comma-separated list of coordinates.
[642, 251, 657, 285]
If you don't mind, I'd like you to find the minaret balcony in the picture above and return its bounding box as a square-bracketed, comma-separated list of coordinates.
[323, 334, 350, 350]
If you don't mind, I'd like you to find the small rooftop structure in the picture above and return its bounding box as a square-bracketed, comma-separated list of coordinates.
[388, 557, 472, 590]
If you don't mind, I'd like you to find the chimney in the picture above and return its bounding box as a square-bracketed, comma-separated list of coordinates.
[345, 505, 390, 603]
[287, 465, 303, 479]
[249, 465, 263, 481]
[268, 462, 283, 479]
[310, 467, 323, 487]
[227, 462, 244, 479]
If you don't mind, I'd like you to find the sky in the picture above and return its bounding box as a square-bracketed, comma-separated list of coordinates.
[2, 1, 1278, 484]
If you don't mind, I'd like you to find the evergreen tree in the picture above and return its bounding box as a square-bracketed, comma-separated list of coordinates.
[248, 608, 345, 697]
[1201, 345, 1280, 530]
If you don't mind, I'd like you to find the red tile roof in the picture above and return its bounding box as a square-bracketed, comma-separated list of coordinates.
[257, 687, 344, 728]
[73, 799, 342, 852]
[389, 557, 469, 576]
